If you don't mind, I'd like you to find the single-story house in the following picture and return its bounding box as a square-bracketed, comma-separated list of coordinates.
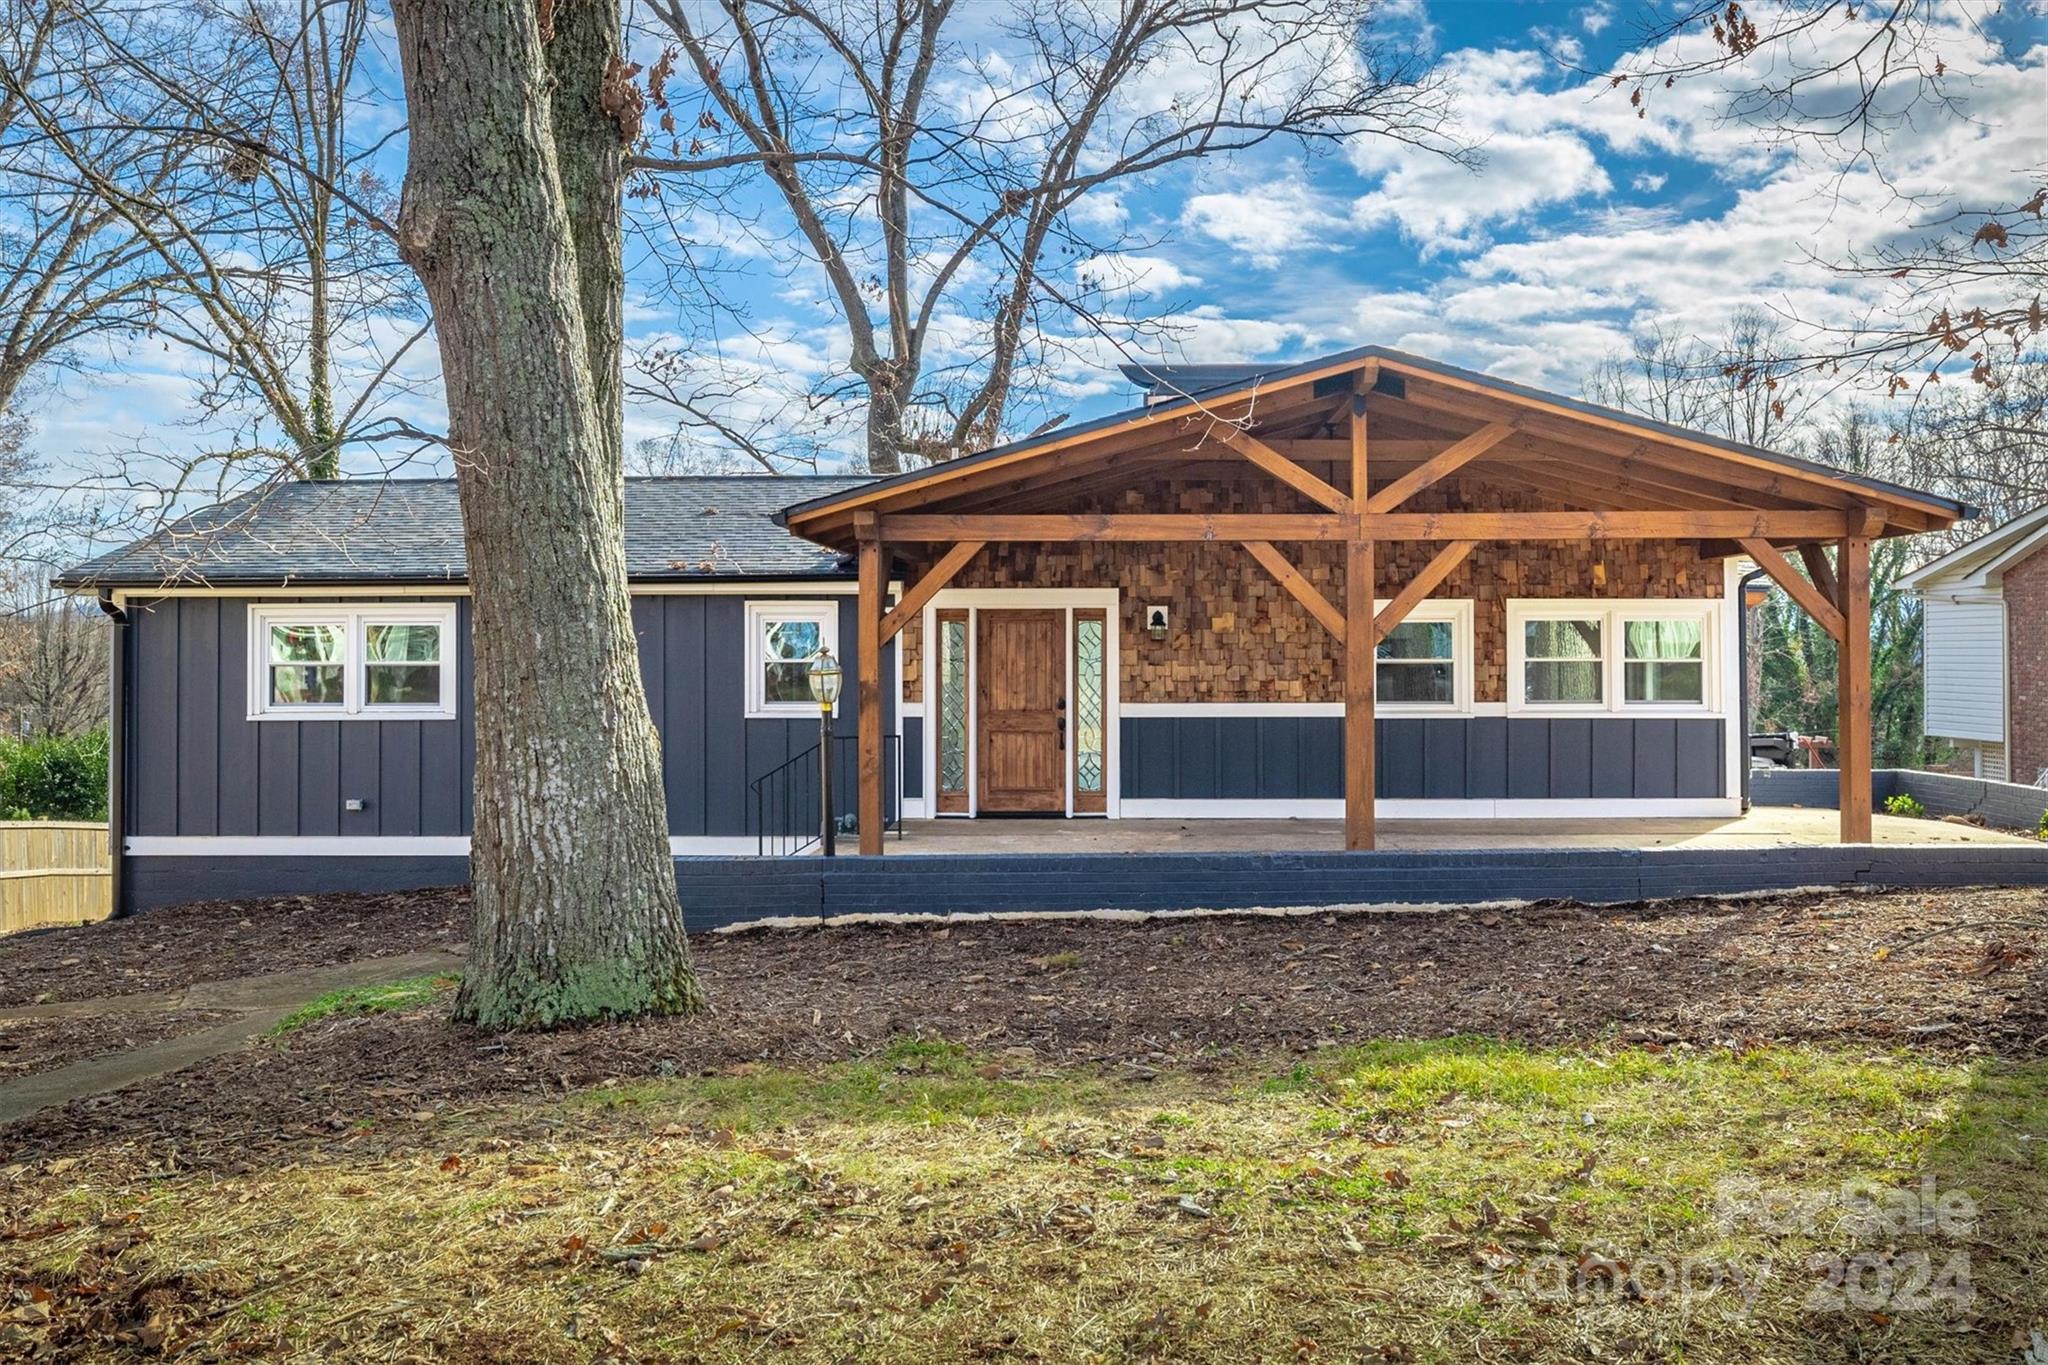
[1900, 505, 2048, 785]
[57, 346, 1968, 913]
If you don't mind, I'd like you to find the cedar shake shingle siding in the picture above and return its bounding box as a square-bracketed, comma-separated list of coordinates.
[899, 476, 1723, 706]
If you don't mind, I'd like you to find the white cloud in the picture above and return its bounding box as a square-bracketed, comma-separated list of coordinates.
[1632, 171, 1667, 193]
[1577, 2, 1613, 35]
[1181, 178, 1347, 266]
[1075, 253, 1202, 295]
[1350, 130, 1610, 247]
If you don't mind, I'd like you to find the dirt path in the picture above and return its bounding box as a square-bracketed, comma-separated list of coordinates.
[0, 945, 465, 1125]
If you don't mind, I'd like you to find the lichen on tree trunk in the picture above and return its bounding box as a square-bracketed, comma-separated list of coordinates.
[389, 0, 704, 1028]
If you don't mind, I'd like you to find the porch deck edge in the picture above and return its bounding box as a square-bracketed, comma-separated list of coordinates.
[117, 843, 2048, 929]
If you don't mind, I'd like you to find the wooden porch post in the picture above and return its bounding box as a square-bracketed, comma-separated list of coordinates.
[855, 513, 885, 855]
[1837, 535, 1873, 843]
[1345, 380, 1375, 851]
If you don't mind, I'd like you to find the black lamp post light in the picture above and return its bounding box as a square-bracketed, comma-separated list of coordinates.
[807, 648, 843, 855]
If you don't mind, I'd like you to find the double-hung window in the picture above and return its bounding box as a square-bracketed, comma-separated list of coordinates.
[249, 604, 457, 720]
[1622, 617, 1705, 703]
[1508, 600, 1718, 713]
[745, 601, 839, 718]
[1373, 599, 1472, 712]
[1521, 615, 1606, 706]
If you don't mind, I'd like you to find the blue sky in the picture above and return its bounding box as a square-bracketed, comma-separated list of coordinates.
[21, 0, 2048, 500]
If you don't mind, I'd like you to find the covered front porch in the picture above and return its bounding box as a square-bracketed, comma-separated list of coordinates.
[776, 346, 1969, 854]
[886, 809, 2035, 854]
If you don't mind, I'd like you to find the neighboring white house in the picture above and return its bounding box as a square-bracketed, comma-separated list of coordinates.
[1900, 506, 2048, 784]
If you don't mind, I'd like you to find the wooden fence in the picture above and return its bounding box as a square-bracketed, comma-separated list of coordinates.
[1, 821, 112, 934]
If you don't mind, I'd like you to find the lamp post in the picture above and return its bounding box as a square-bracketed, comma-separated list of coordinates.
[807, 648, 843, 856]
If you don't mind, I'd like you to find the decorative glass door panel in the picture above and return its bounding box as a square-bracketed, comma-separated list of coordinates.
[934, 610, 970, 814]
[1072, 608, 1107, 814]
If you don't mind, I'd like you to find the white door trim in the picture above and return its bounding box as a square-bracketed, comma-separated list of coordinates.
[922, 587, 1121, 818]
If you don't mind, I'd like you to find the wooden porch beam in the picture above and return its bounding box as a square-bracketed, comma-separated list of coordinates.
[875, 510, 1858, 543]
[1800, 543, 1839, 604]
[1738, 538, 1845, 642]
[1360, 511, 1855, 540]
[1363, 422, 1515, 513]
[1837, 536, 1873, 843]
[1388, 371, 1937, 526]
[1210, 425, 1354, 512]
[879, 541, 983, 644]
[855, 512, 884, 856]
[1372, 541, 1477, 644]
[877, 513, 1352, 542]
[1242, 541, 1346, 642]
[1346, 377, 1374, 852]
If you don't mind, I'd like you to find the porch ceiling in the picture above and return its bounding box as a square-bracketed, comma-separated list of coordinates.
[778, 347, 1970, 551]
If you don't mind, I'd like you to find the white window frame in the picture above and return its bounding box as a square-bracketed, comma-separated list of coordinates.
[247, 603, 458, 721]
[1506, 599, 1721, 716]
[1372, 597, 1473, 714]
[745, 600, 840, 719]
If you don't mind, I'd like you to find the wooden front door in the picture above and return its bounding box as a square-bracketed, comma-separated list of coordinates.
[976, 609, 1065, 812]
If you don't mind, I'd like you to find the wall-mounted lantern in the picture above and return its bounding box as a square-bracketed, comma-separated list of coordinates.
[1144, 604, 1170, 642]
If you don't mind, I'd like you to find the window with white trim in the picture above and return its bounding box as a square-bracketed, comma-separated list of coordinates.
[1521, 614, 1605, 706]
[1507, 600, 1719, 713]
[1622, 616, 1705, 703]
[745, 601, 839, 718]
[248, 604, 457, 720]
[1372, 599, 1472, 712]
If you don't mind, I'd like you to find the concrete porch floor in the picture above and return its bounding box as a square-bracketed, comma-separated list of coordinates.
[888, 807, 2037, 854]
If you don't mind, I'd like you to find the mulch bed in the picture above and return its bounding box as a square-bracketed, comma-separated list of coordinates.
[0, 1012, 235, 1082]
[0, 888, 469, 1009]
[1, 884, 2043, 1169]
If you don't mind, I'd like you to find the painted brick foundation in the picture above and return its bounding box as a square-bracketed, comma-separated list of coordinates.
[124, 838, 2048, 928]
[1752, 766, 2048, 833]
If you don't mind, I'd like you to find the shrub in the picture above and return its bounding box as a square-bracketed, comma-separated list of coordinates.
[0, 730, 110, 821]
[1883, 792, 1927, 820]
[2038, 809, 2048, 842]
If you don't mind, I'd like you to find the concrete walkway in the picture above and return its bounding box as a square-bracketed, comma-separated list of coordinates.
[891, 809, 2035, 855]
[0, 946, 464, 1127]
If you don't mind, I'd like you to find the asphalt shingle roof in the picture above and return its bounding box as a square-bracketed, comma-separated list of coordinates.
[55, 476, 876, 588]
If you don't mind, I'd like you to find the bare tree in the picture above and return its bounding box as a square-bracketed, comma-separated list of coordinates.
[637, 0, 1463, 473]
[0, 572, 105, 739]
[1882, 357, 2048, 542]
[390, 0, 704, 1027]
[1605, 1, 2044, 431]
[1582, 309, 1823, 450]
[0, 1, 189, 415]
[0, 0, 431, 485]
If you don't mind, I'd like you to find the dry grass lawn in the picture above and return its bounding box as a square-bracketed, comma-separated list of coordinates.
[5, 1014, 2045, 1363]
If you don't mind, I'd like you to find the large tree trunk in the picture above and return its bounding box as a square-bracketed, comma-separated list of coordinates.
[390, 0, 704, 1029]
[544, 0, 626, 468]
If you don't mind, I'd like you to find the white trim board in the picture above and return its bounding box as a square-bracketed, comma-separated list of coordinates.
[1117, 798, 1742, 820]
[108, 581, 888, 606]
[125, 835, 763, 857]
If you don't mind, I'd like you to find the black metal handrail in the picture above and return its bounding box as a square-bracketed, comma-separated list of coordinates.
[751, 733, 902, 856]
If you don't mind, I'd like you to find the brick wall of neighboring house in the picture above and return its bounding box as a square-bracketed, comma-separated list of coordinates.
[2005, 545, 2048, 785]
[896, 476, 1724, 706]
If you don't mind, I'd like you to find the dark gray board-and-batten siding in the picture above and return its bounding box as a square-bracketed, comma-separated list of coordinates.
[123, 596, 1726, 842]
[122, 594, 897, 841]
[1120, 716, 1727, 800]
